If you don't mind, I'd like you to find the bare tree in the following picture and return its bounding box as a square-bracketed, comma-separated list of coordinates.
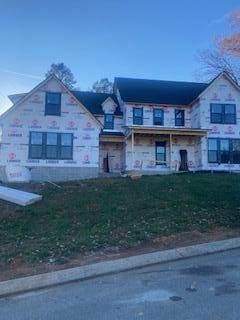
[46, 63, 77, 89]
[217, 11, 240, 57]
[195, 48, 240, 83]
[92, 78, 113, 93]
[195, 10, 240, 83]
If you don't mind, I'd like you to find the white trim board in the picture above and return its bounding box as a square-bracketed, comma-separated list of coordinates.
[0, 186, 42, 206]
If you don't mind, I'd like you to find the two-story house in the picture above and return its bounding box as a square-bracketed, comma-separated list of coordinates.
[0, 71, 239, 182]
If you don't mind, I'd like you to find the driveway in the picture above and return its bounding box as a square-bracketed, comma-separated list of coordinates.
[1, 248, 240, 320]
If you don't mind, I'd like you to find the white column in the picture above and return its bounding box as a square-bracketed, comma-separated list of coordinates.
[169, 134, 172, 170]
[131, 130, 134, 170]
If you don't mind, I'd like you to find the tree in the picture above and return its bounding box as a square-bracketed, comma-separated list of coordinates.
[195, 47, 240, 83]
[92, 78, 113, 93]
[216, 11, 240, 57]
[46, 63, 77, 89]
[196, 10, 240, 83]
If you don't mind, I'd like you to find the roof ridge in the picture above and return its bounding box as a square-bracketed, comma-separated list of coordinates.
[114, 77, 208, 86]
[71, 90, 115, 95]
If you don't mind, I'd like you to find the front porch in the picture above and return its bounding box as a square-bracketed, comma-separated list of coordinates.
[125, 126, 208, 172]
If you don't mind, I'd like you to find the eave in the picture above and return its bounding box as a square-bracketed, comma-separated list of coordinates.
[126, 126, 208, 137]
[124, 101, 190, 108]
[100, 135, 125, 143]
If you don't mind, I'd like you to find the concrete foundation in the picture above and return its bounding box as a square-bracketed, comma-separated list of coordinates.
[30, 167, 99, 182]
[0, 166, 99, 182]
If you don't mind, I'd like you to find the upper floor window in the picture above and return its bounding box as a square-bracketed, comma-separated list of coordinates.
[45, 92, 61, 116]
[104, 114, 114, 129]
[133, 107, 143, 125]
[29, 132, 73, 160]
[210, 104, 236, 124]
[153, 108, 164, 125]
[175, 109, 185, 126]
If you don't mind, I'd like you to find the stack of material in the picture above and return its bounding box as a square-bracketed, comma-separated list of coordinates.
[0, 186, 42, 206]
[129, 171, 142, 180]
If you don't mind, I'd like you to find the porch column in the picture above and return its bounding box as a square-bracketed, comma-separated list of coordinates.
[131, 129, 134, 170]
[169, 134, 172, 170]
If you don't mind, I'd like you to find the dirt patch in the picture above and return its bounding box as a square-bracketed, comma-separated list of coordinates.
[0, 227, 239, 282]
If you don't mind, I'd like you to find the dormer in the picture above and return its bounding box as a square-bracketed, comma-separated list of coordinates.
[101, 97, 117, 114]
[102, 97, 117, 130]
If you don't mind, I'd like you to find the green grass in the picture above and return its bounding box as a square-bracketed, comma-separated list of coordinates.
[0, 173, 239, 265]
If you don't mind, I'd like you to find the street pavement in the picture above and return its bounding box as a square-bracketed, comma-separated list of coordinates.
[1, 248, 240, 320]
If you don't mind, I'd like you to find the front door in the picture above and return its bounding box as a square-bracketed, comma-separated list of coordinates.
[179, 149, 188, 171]
[103, 153, 109, 173]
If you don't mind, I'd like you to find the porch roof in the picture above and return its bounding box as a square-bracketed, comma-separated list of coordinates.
[126, 126, 208, 137]
[100, 131, 125, 142]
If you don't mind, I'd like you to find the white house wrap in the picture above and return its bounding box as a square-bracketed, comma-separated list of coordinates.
[0, 72, 239, 182]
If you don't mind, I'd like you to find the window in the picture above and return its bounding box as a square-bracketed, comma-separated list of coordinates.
[155, 142, 166, 165]
[210, 104, 223, 124]
[133, 107, 143, 125]
[153, 109, 164, 125]
[210, 104, 236, 124]
[232, 140, 240, 164]
[208, 139, 218, 163]
[208, 138, 240, 164]
[46, 133, 58, 159]
[175, 109, 185, 126]
[29, 132, 73, 160]
[220, 139, 230, 163]
[45, 92, 61, 116]
[29, 132, 43, 159]
[60, 133, 73, 159]
[104, 114, 114, 129]
[224, 104, 236, 124]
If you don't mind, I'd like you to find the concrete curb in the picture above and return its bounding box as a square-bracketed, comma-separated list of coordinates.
[1, 237, 240, 298]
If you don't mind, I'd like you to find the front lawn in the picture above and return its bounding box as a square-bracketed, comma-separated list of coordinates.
[0, 173, 239, 266]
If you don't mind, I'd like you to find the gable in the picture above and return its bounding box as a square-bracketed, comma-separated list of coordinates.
[0, 76, 102, 128]
[199, 73, 240, 102]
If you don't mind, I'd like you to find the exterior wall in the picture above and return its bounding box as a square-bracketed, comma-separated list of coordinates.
[99, 142, 124, 172]
[125, 135, 198, 172]
[125, 104, 191, 128]
[190, 101, 201, 128]
[96, 115, 124, 133]
[0, 166, 7, 182]
[1, 73, 240, 182]
[198, 75, 240, 171]
[0, 78, 101, 181]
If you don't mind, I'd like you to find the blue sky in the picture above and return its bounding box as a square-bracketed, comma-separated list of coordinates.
[0, 0, 239, 113]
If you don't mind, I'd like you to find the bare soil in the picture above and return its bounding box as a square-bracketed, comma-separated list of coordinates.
[1, 227, 239, 282]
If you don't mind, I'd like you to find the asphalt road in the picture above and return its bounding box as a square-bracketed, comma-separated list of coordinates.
[1, 248, 240, 320]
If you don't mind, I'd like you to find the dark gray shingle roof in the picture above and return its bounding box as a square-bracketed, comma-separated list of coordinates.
[71, 91, 122, 116]
[114, 77, 209, 105]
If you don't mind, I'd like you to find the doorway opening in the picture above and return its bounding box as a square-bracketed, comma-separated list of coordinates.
[179, 149, 188, 171]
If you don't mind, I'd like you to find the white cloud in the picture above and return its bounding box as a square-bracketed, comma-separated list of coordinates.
[1, 69, 42, 80]
[209, 14, 228, 26]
